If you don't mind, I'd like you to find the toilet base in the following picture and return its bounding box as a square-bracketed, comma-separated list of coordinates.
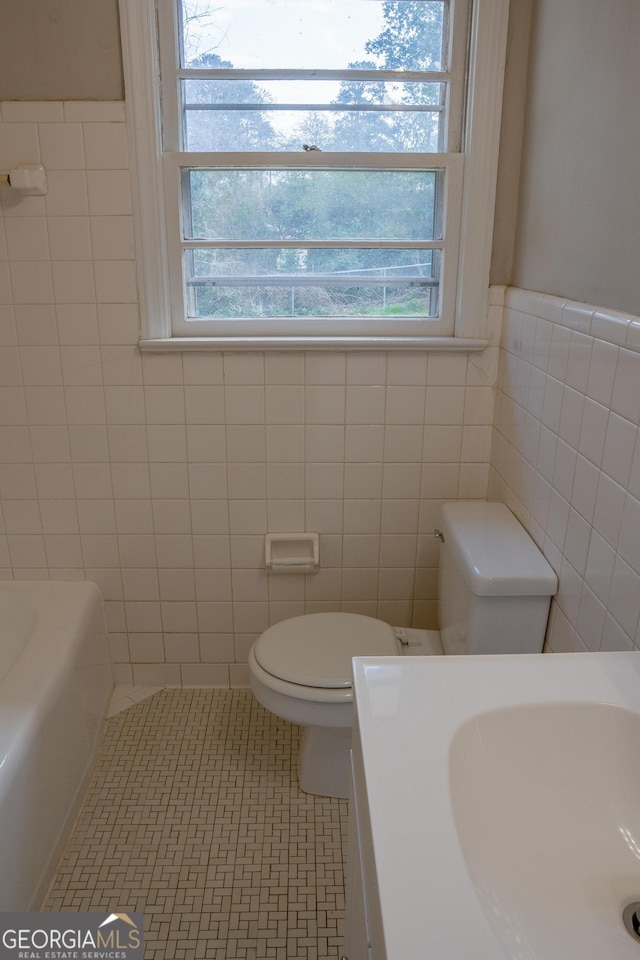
[298, 725, 351, 799]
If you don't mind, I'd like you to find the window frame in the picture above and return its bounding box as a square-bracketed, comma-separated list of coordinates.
[119, 0, 509, 351]
[163, 152, 463, 339]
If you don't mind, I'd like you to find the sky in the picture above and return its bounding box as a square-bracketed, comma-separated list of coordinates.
[181, 0, 387, 71]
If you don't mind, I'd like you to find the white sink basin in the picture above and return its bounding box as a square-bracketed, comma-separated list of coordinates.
[351, 652, 640, 960]
[450, 702, 640, 959]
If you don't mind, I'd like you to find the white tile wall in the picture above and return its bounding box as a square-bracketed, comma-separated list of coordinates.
[0, 101, 499, 686]
[489, 285, 640, 654]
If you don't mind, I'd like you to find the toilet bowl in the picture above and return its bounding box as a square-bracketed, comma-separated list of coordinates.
[249, 612, 439, 796]
[249, 500, 558, 798]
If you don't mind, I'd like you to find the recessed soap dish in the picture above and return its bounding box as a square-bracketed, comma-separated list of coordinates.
[265, 533, 320, 574]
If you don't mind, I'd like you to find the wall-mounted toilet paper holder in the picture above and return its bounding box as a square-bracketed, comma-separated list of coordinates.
[0, 163, 48, 196]
[265, 533, 320, 574]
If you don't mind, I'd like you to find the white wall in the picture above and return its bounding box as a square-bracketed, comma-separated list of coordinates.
[0, 1, 123, 101]
[490, 286, 640, 653]
[6, 0, 639, 679]
[0, 101, 497, 686]
[491, 1, 640, 654]
[511, 0, 640, 315]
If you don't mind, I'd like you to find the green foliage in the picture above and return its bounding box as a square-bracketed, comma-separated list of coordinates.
[329, 1, 445, 152]
[183, 53, 280, 151]
[365, 1, 445, 71]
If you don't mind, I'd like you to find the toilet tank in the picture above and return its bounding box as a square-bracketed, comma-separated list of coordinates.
[438, 501, 558, 655]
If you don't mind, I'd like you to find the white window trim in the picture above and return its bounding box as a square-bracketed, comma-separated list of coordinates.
[120, 0, 509, 351]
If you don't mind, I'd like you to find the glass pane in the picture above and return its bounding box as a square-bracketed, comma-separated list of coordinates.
[182, 79, 444, 152]
[184, 247, 439, 318]
[185, 107, 442, 152]
[185, 170, 438, 242]
[179, 0, 446, 72]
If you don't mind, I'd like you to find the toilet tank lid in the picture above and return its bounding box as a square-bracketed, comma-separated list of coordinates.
[253, 613, 397, 688]
[440, 501, 558, 597]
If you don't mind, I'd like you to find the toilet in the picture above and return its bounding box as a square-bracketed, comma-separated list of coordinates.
[249, 500, 558, 798]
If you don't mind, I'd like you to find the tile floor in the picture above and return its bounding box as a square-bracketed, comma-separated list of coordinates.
[44, 688, 349, 960]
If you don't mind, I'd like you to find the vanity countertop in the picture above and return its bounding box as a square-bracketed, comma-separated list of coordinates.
[351, 651, 640, 960]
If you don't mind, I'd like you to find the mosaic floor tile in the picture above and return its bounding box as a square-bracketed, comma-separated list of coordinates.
[44, 689, 348, 960]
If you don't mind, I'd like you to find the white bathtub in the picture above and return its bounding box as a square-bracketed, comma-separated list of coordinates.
[0, 581, 112, 910]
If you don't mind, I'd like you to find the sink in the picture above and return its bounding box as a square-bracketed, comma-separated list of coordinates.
[351, 652, 640, 960]
[450, 702, 640, 959]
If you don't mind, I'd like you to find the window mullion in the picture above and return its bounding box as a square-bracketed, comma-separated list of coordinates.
[181, 239, 447, 250]
[182, 103, 447, 115]
[157, 0, 183, 151]
[177, 68, 453, 83]
[446, 0, 471, 151]
[171, 151, 459, 169]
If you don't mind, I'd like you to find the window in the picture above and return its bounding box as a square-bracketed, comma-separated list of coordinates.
[120, 0, 509, 348]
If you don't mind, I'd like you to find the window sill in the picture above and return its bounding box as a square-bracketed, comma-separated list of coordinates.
[139, 336, 489, 353]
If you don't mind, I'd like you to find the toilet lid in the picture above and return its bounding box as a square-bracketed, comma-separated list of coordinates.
[253, 612, 397, 688]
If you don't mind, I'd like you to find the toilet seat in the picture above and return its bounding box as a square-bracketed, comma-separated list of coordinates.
[249, 647, 353, 707]
[253, 612, 397, 689]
